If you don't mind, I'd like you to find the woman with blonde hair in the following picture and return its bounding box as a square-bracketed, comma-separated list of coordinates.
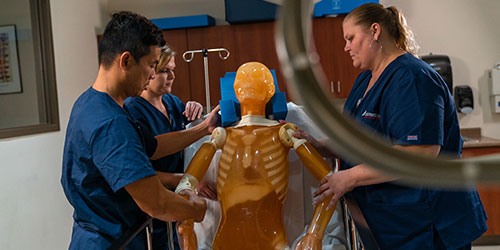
[125, 45, 218, 250]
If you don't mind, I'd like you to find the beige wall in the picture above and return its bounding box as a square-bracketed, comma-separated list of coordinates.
[382, 0, 500, 138]
[0, 0, 108, 249]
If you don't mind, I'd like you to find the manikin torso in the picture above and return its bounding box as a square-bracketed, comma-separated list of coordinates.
[176, 62, 334, 250]
[213, 120, 289, 249]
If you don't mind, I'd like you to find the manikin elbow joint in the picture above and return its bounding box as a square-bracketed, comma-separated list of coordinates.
[175, 174, 199, 194]
[210, 127, 226, 149]
[279, 123, 306, 150]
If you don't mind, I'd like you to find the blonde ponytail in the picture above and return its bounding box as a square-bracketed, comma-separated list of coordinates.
[386, 6, 420, 57]
[346, 3, 420, 56]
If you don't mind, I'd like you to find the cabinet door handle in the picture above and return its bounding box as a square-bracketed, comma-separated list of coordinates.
[330, 81, 334, 93]
[337, 80, 341, 94]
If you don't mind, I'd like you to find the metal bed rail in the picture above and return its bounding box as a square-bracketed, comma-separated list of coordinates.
[342, 196, 380, 250]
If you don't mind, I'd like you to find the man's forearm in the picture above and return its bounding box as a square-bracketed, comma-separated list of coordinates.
[156, 171, 183, 189]
[125, 176, 206, 222]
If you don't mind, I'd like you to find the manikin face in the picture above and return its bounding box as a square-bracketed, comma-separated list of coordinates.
[127, 46, 161, 97]
[342, 18, 375, 70]
[146, 56, 176, 96]
[234, 62, 275, 106]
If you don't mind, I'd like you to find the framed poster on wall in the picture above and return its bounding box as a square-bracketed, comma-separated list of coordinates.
[0, 25, 22, 94]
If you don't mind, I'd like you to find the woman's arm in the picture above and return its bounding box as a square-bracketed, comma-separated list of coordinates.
[315, 144, 441, 209]
[151, 106, 220, 160]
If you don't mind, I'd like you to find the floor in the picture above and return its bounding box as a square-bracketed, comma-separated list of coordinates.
[473, 246, 500, 250]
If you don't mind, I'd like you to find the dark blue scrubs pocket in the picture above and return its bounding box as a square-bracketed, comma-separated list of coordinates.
[361, 200, 434, 250]
[360, 115, 381, 130]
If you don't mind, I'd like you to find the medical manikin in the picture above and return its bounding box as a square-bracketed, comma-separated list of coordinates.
[175, 62, 336, 250]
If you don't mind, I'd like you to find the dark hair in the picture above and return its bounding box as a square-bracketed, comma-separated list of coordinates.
[346, 3, 419, 56]
[98, 11, 165, 68]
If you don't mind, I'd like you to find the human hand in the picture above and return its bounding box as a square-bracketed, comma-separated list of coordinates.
[292, 129, 317, 145]
[313, 170, 353, 210]
[278, 121, 321, 148]
[178, 189, 207, 222]
[183, 101, 203, 121]
[278, 121, 312, 141]
[293, 233, 322, 250]
[203, 105, 221, 134]
[198, 179, 217, 200]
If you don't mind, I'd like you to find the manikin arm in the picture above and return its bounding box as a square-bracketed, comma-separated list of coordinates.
[279, 124, 335, 250]
[174, 127, 226, 250]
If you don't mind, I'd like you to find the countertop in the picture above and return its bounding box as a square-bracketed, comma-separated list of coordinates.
[463, 136, 500, 148]
[461, 128, 500, 148]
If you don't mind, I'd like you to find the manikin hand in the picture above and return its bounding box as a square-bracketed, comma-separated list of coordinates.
[176, 189, 205, 250]
[292, 225, 322, 250]
[183, 101, 203, 121]
[177, 219, 197, 250]
[294, 233, 322, 250]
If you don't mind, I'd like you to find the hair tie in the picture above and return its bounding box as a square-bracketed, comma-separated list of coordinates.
[386, 7, 397, 16]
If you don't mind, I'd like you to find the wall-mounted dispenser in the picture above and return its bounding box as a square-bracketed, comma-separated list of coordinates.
[421, 54, 453, 93]
[454, 85, 474, 114]
[490, 62, 500, 113]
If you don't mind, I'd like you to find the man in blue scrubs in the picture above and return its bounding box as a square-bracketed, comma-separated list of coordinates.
[124, 46, 218, 250]
[308, 3, 487, 249]
[61, 11, 212, 249]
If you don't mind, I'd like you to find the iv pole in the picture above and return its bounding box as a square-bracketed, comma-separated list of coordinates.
[182, 48, 230, 113]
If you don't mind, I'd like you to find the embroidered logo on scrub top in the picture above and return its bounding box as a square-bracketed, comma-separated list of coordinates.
[361, 111, 381, 120]
[407, 135, 418, 141]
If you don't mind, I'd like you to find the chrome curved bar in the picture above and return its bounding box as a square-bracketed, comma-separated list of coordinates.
[215, 48, 230, 60]
[274, 0, 500, 188]
[182, 50, 197, 62]
[182, 48, 230, 62]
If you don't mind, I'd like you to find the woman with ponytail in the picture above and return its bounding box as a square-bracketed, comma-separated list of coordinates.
[309, 3, 487, 249]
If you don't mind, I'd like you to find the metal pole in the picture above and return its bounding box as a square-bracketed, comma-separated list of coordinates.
[203, 49, 211, 113]
[145, 222, 153, 250]
[182, 48, 230, 114]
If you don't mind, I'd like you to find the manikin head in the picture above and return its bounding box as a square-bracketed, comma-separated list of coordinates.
[233, 62, 275, 116]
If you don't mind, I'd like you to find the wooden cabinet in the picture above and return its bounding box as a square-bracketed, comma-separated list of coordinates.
[312, 17, 363, 98]
[463, 146, 500, 243]
[162, 16, 360, 106]
[185, 21, 287, 106]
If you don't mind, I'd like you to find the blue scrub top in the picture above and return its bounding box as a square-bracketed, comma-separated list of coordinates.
[124, 94, 187, 174]
[124, 94, 187, 250]
[61, 88, 156, 249]
[342, 53, 487, 249]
